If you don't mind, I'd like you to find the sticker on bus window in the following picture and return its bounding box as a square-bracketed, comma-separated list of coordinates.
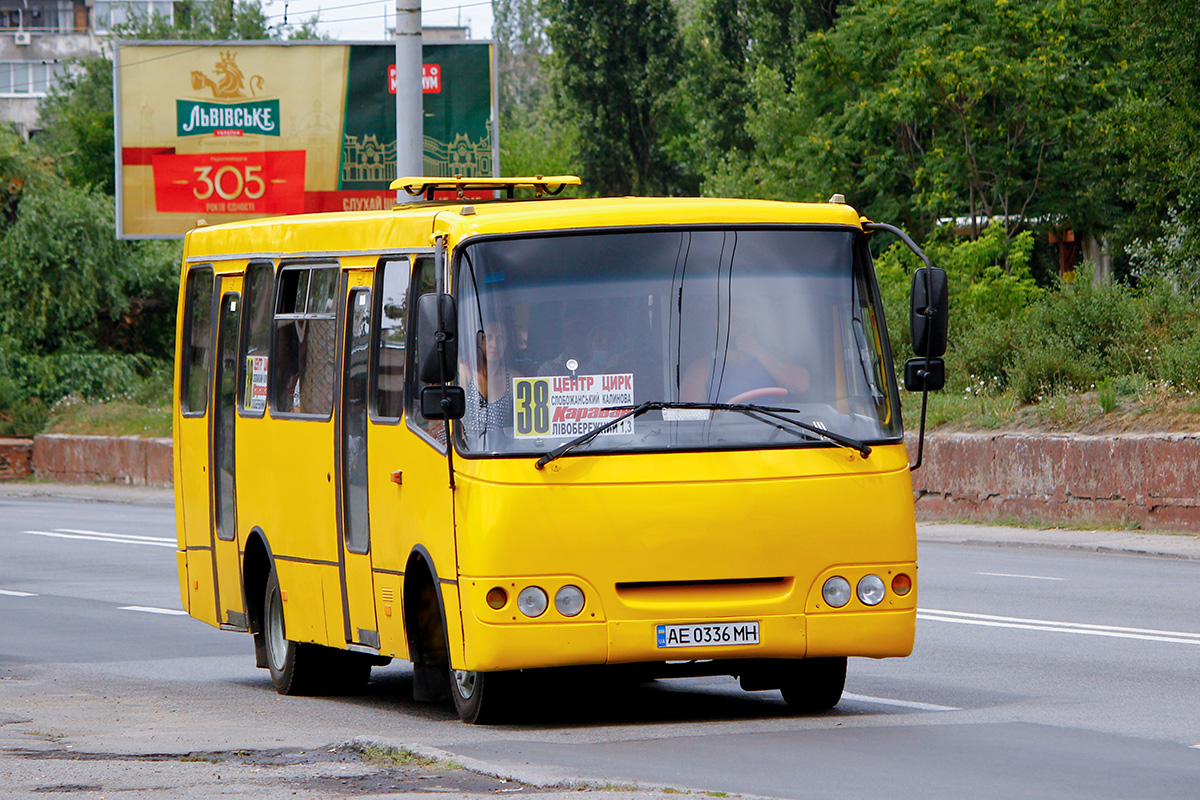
[512, 374, 634, 439]
[246, 355, 269, 411]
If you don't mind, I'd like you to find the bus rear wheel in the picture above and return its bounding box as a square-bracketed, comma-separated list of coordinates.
[779, 657, 847, 712]
[263, 567, 372, 695]
[450, 668, 513, 724]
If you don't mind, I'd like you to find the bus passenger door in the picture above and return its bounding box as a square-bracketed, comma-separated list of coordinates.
[212, 277, 247, 628]
[337, 273, 379, 648]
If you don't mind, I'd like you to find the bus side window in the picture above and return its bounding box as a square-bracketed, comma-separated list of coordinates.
[405, 256, 446, 444]
[271, 263, 339, 417]
[372, 258, 411, 420]
[238, 261, 274, 415]
[180, 265, 214, 416]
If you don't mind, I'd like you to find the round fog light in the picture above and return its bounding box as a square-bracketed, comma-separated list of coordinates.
[857, 574, 886, 606]
[555, 585, 585, 617]
[822, 576, 852, 608]
[517, 586, 548, 618]
[486, 587, 508, 609]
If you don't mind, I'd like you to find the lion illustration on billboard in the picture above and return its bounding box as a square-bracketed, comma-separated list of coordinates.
[191, 51, 264, 99]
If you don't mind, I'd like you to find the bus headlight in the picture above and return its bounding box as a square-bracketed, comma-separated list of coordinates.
[857, 574, 886, 606]
[554, 585, 585, 617]
[822, 576, 852, 608]
[517, 586, 548, 618]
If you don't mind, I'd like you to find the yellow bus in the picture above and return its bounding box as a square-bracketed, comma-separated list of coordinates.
[173, 177, 947, 723]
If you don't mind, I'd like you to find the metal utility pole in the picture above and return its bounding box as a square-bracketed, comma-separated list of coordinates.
[395, 0, 424, 182]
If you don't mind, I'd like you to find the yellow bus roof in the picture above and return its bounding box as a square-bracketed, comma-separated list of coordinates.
[183, 195, 866, 262]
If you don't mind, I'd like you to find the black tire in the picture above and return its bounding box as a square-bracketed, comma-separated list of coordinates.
[779, 657, 847, 712]
[261, 563, 328, 695]
[450, 668, 513, 724]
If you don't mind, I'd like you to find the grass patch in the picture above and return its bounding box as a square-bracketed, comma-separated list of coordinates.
[905, 382, 1200, 434]
[355, 743, 459, 770]
[44, 396, 171, 438]
[928, 513, 1145, 532]
[179, 754, 224, 763]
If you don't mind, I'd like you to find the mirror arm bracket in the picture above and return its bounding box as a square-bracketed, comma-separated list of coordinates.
[863, 221, 933, 271]
[864, 221, 937, 472]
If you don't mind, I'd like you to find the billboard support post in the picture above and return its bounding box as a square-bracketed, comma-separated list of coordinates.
[395, 0, 424, 187]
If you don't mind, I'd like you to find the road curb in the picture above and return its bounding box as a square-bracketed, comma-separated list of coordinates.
[354, 738, 782, 799]
[918, 522, 1200, 560]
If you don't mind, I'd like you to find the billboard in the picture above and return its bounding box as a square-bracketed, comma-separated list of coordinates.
[114, 41, 497, 238]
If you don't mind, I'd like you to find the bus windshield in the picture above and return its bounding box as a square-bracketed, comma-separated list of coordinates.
[452, 227, 901, 457]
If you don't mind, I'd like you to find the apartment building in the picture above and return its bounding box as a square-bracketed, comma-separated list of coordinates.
[0, 0, 172, 138]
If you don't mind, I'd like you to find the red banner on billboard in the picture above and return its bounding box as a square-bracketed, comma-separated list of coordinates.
[388, 63, 442, 94]
[152, 150, 306, 215]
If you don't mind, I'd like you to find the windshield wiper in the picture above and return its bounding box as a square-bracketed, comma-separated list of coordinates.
[534, 401, 871, 470]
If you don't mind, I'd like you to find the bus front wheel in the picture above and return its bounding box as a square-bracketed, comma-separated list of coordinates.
[779, 657, 847, 712]
[450, 668, 513, 724]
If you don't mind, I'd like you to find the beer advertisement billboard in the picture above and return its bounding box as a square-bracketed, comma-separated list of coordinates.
[114, 40, 496, 238]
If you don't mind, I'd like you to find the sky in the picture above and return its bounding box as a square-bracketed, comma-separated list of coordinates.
[260, 0, 495, 42]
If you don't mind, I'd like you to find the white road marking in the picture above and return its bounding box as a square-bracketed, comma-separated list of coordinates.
[841, 692, 960, 712]
[119, 606, 188, 616]
[919, 608, 1200, 645]
[23, 530, 175, 548]
[56, 529, 175, 544]
[977, 572, 1065, 581]
[0, 589, 36, 597]
[1191, 744, 1200, 750]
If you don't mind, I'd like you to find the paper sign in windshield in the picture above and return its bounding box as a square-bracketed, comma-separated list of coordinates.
[512, 374, 634, 439]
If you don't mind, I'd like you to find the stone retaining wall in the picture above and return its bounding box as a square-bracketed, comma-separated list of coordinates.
[8, 432, 1200, 530]
[32, 434, 173, 487]
[909, 432, 1200, 531]
[0, 438, 32, 480]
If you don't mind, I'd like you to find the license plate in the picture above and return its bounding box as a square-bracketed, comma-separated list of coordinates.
[656, 621, 760, 648]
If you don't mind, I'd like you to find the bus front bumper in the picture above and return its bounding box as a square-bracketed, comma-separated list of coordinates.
[457, 608, 915, 673]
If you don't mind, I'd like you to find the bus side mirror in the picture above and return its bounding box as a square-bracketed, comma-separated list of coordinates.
[904, 357, 945, 392]
[417, 293, 458, 384]
[911, 267, 948, 357]
[421, 385, 466, 420]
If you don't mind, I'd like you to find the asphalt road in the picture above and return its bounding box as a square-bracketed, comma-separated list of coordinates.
[1, 491, 1199, 799]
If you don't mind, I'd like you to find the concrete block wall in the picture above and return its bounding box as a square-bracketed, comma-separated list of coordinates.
[908, 432, 1200, 531]
[31, 434, 174, 487]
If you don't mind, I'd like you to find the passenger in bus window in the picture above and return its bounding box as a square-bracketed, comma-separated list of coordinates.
[461, 320, 517, 438]
[681, 307, 810, 403]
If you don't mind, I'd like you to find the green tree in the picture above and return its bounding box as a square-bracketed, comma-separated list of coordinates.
[679, 0, 843, 186]
[493, 0, 579, 181]
[1098, 0, 1200, 286]
[494, 0, 550, 113]
[543, 0, 691, 196]
[37, 58, 116, 193]
[712, 0, 1116, 240]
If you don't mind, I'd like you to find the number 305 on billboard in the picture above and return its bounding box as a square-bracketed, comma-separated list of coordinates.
[151, 151, 306, 215]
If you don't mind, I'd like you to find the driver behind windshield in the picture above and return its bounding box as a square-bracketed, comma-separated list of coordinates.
[681, 305, 810, 403]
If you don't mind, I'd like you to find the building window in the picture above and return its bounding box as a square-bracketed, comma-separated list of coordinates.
[0, 61, 68, 97]
[92, 0, 176, 33]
